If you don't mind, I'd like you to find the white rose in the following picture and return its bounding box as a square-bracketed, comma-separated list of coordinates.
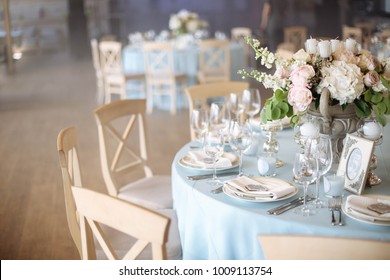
[292, 49, 311, 62]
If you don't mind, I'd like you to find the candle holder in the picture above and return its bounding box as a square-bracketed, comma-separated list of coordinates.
[356, 117, 383, 187]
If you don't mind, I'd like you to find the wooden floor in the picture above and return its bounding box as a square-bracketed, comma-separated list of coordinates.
[0, 51, 190, 259]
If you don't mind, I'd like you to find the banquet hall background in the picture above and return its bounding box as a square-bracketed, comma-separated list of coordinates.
[1, 0, 390, 260]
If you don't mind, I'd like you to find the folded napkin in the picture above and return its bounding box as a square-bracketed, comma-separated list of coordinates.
[224, 176, 295, 200]
[187, 150, 232, 169]
[345, 195, 390, 221]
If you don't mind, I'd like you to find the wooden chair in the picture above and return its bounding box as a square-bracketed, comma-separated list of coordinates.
[57, 127, 181, 260]
[231, 27, 253, 67]
[275, 42, 295, 59]
[355, 21, 374, 48]
[99, 40, 145, 103]
[185, 81, 249, 140]
[90, 39, 105, 104]
[283, 26, 307, 52]
[94, 99, 173, 210]
[142, 41, 187, 115]
[72, 186, 170, 260]
[342, 25, 363, 45]
[197, 39, 231, 84]
[258, 235, 390, 260]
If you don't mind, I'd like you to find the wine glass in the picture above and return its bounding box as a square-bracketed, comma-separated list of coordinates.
[209, 101, 231, 145]
[203, 130, 225, 185]
[227, 92, 244, 119]
[229, 119, 253, 176]
[190, 108, 209, 143]
[310, 134, 333, 208]
[242, 88, 261, 120]
[292, 151, 318, 216]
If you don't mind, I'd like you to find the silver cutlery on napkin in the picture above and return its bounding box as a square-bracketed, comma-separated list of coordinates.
[187, 171, 238, 181]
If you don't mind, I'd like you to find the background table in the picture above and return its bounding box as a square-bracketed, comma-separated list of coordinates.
[171, 125, 390, 260]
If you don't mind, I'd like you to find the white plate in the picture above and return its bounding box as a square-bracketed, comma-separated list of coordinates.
[178, 151, 239, 171]
[223, 177, 299, 203]
[342, 203, 390, 227]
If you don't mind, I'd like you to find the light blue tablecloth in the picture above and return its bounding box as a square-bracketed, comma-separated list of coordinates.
[172, 125, 390, 260]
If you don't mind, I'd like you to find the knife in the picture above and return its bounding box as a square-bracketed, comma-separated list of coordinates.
[267, 196, 304, 214]
[187, 171, 238, 180]
[270, 197, 315, 215]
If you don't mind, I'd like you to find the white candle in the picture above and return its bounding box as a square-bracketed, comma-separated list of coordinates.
[324, 174, 344, 197]
[318, 40, 331, 58]
[363, 122, 382, 140]
[330, 39, 340, 53]
[305, 38, 318, 54]
[257, 153, 276, 177]
[300, 122, 319, 138]
[345, 38, 357, 53]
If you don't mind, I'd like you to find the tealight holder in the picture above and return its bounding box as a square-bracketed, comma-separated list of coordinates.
[356, 117, 383, 186]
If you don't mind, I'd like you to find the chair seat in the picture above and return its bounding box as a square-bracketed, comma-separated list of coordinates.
[125, 73, 145, 80]
[118, 175, 173, 210]
[97, 209, 182, 260]
[198, 72, 229, 83]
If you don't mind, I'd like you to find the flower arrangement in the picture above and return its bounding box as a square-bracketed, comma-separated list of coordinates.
[168, 9, 208, 36]
[238, 37, 390, 126]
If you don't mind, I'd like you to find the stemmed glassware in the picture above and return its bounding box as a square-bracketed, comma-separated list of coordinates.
[209, 101, 231, 143]
[310, 134, 333, 208]
[229, 119, 253, 176]
[227, 92, 244, 119]
[292, 151, 318, 216]
[203, 130, 225, 185]
[242, 88, 261, 120]
[190, 108, 209, 143]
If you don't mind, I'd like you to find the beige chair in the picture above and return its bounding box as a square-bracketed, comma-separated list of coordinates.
[99, 40, 145, 103]
[197, 39, 231, 84]
[231, 27, 253, 67]
[185, 81, 249, 140]
[143, 41, 187, 115]
[94, 99, 173, 210]
[275, 42, 295, 59]
[342, 25, 363, 45]
[72, 186, 170, 260]
[258, 235, 390, 260]
[283, 26, 307, 52]
[90, 39, 105, 104]
[57, 127, 181, 260]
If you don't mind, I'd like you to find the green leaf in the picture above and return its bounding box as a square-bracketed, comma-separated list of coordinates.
[376, 114, 387, 127]
[371, 92, 383, 104]
[271, 107, 281, 120]
[274, 89, 285, 102]
[380, 75, 390, 91]
[354, 99, 371, 118]
[383, 95, 390, 114]
[374, 103, 387, 115]
[278, 101, 289, 115]
[364, 90, 372, 102]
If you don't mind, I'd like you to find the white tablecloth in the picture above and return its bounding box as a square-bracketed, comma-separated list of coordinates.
[172, 125, 390, 260]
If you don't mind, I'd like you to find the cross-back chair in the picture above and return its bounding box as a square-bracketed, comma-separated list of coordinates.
[72, 186, 170, 260]
[94, 99, 173, 210]
[99, 40, 145, 103]
[185, 81, 249, 140]
[342, 25, 363, 45]
[143, 41, 187, 115]
[231, 27, 253, 67]
[90, 39, 105, 104]
[283, 26, 307, 52]
[258, 234, 390, 260]
[57, 126, 181, 260]
[197, 39, 231, 84]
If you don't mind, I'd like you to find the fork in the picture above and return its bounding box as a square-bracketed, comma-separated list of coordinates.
[333, 196, 344, 226]
[329, 199, 336, 226]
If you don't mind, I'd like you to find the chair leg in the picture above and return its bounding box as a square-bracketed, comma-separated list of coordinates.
[171, 83, 177, 115]
[146, 84, 154, 114]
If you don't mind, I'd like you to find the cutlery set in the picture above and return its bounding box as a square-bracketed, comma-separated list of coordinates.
[267, 196, 314, 215]
[328, 197, 343, 226]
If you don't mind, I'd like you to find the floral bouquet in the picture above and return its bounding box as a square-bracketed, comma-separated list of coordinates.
[238, 37, 390, 126]
[168, 9, 208, 36]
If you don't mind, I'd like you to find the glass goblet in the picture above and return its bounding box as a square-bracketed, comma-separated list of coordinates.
[242, 88, 261, 120]
[190, 108, 209, 143]
[203, 130, 225, 186]
[229, 119, 253, 176]
[292, 151, 318, 216]
[310, 134, 333, 208]
[227, 92, 244, 119]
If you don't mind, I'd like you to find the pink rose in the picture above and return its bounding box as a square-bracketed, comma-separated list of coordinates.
[274, 67, 290, 79]
[289, 65, 315, 87]
[363, 71, 380, 87]
[288, 86, 313, 112]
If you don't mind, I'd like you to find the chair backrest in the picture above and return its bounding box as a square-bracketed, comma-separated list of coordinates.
[198, 39, 231, 83]
[276, 42, 295, 59]
[104, 74, 126, 103]
[94, 99, 152, 197]
[143, 41, 176, 78]
[90, 38, 101, 73]
[258, 235, 390, 260]
[185, 81, 249, 140]
[342, 25, 363, 45]
[284, 26, 307, 52]
[56, 126, 83, 258]
[72, 186, 170, 260]
[99, 40, 124, 76]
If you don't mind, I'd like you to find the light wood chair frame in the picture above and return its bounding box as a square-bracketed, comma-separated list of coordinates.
[283, 26, 307, 52]
[72, 186, 170, 260]
[94, 99, 153, 197]
[258, 234, 390, 260]
[231, 27, 252, 67]
[90, 38, 105, 104]
[342, 25, 363, 45]
[185, 81, 249, 140]
[197, 39, 231, 83]
[143, 41, 187, 115]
